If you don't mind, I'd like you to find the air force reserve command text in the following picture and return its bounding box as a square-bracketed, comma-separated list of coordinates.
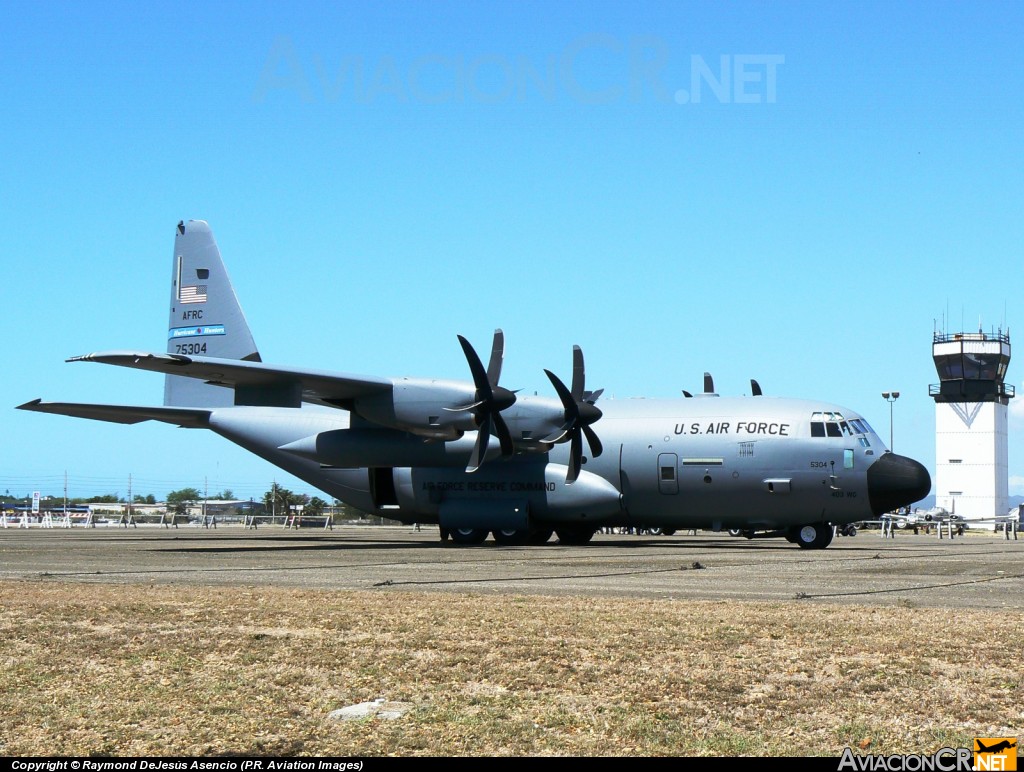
[9, 762, 364, 772]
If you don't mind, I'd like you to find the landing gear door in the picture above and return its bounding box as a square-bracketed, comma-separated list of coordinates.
[658, 453, 679, 494]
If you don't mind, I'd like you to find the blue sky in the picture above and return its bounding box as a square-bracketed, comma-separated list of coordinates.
[3, 1, 1023, 504]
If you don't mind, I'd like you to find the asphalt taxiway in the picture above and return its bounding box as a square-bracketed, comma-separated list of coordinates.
[1, 525, 1021, 609]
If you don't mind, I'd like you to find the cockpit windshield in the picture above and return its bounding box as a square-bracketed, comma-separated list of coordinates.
[810, 412, 873, 446]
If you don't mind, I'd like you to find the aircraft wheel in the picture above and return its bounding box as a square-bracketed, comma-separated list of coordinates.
[449, 527, 488, 545]
[728, 529, 743, 537]
[648, 527, 664, 536]
[555, 526, 597, 545]
[492, 528, 529, 546]
[662, 529, 676, 536]
[791, 523, 834, 550]
[439, 527, 451, 542]
[528, 528, 554, 545]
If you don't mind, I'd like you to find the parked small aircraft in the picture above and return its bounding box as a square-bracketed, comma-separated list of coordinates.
[19, 220, 931, 547]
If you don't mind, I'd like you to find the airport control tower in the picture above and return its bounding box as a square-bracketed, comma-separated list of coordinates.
[930, 329, 1014, 523]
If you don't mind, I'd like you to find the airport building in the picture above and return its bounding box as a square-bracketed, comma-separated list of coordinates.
[929, 329, 1014, 525]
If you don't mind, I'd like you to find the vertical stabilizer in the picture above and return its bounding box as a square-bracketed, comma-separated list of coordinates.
[164, 220, 261, 406]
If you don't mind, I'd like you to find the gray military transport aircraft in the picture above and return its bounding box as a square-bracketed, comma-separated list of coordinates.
[19, 220, 931, 548]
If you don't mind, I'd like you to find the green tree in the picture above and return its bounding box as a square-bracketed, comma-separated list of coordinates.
[167, 487, 203, 517]
[262, 483, 292, 520]
[86, 494, 120, 504]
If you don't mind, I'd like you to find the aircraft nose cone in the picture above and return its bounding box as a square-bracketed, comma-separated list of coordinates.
[867, 452, 931, 516]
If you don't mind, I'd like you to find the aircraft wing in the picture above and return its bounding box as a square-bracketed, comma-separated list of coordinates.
[17, 399, 212, 427]
[64, 351, 393, 409]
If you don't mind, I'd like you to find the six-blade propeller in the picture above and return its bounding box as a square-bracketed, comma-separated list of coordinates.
[543, 345, 604, 484]
[446, 329, 518, 472]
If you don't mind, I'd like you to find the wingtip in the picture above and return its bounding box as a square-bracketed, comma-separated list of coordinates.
[16, 398, 43, 410]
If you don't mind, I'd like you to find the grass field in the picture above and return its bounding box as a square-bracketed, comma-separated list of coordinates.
[1, 579, 1020, 757]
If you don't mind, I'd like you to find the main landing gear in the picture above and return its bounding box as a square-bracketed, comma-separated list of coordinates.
[786, 523, 834, 550]
[439, 526, 593, 545]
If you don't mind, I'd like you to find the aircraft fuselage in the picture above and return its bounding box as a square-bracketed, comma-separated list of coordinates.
[205, 394, 921, 535]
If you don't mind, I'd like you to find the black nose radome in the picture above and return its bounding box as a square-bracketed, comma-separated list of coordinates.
[867, 452, 932, 515]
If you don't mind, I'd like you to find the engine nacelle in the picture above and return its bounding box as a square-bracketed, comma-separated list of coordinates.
[352, 379, 478, 439]
[279, 428, 503, 468]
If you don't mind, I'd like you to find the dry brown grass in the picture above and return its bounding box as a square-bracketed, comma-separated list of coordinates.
[0, 579, 1020, 757]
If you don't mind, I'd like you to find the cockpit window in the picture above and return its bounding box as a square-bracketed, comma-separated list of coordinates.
[811, 411, 863, 439]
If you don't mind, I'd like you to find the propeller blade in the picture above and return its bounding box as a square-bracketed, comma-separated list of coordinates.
[445, 398, 485, 413]
[571, 345, 585, 401]
[492, 410, 515, 457]
[567, 431, 583, 484]
[457, 335, 491, 396]
[541, 421, 572, 445]
[486, 329, 504, 387]
[466, 414, 492, 473]
[544, 368, 575, 413]
[582, 424, 603, 458]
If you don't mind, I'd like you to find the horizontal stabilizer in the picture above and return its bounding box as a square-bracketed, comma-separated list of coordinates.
[17, 399, 211, 428]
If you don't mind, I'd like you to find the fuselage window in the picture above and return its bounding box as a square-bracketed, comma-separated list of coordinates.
[660, 465, 676, 481]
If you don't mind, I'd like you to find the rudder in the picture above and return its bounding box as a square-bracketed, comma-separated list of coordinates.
[164, 220, 261, 406]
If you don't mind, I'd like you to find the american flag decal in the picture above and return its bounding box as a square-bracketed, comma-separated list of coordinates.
[179, 284, 208, 304]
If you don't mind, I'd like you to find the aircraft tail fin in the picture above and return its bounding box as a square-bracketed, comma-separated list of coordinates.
[164, 220, 261, 407]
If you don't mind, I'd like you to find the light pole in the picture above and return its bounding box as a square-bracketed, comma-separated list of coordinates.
[881, 391, 900, 450]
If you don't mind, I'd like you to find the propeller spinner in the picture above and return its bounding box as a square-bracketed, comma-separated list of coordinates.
[446, 329, 517, 472]
[543, 345, 604, 484]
